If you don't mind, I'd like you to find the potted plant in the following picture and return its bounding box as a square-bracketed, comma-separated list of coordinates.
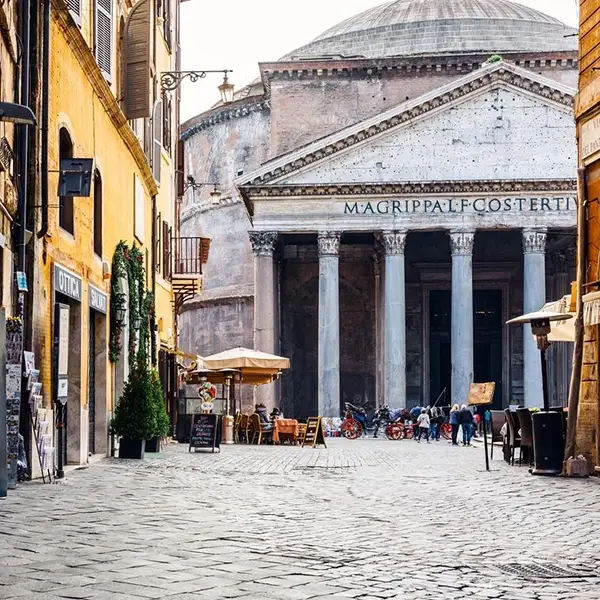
[145, 371, 171, 453]
[111, 360, 155, 459]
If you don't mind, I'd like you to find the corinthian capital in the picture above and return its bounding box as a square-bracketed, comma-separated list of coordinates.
[522, 229, 547, 254]
[318, 231, 341, 256]
[381, 231, 407, 256]
[449, 230, 475, 256]
[249, 231, 278, 256]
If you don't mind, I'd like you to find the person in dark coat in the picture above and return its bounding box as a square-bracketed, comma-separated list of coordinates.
[458, 404, 475, 446]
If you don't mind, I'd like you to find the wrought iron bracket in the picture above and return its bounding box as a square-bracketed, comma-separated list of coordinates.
[160, 70, 232, 91]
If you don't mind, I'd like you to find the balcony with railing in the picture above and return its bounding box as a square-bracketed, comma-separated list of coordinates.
[172, 236, 210, 278]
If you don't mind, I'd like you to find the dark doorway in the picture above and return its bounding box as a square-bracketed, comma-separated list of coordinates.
[474, 290, 503, 408]
[88, 310, 96, 454]
[429, 290, 451, 406]
[429, 289, 503, 408]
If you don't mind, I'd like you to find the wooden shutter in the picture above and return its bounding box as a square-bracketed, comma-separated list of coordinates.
[95, 0, 113, 79]
[124, 0, 151, 119]
[67, 0, 82, 24]
[176, 139, 184, 197]
[152, 100, 162, 183]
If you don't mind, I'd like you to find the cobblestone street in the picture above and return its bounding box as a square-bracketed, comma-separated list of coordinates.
[1, 439, 599, 599]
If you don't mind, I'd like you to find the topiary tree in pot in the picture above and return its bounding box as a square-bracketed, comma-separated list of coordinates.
[111, 359, 156, 459]
[145, 370, 171, 453]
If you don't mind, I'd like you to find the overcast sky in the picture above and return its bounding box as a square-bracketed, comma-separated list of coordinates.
[180, 0, 578, 123]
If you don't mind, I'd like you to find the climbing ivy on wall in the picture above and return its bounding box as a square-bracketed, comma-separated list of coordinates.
[109, 241, 154, 365]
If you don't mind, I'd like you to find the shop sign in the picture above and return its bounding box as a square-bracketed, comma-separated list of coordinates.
[54, 264, 82, 302]
[89, 285, 108, 314]
[581, 114, 600, 163]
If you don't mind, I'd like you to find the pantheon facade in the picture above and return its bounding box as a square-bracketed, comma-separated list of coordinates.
[180, 0, 578, 418]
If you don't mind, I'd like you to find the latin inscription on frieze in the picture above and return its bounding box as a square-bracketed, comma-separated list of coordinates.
[344, 196, 576, 216]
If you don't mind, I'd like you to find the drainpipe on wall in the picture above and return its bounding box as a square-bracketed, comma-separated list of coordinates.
[564, 167, 588, 469]
[37, 0, 50, 240]
[151, 195, 157, 366]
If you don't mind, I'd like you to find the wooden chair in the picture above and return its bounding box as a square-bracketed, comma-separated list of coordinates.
[504, 409, 521, 466]
[516, 408, 534, 466]
[296, 423, 307, 445]
[233, 412, 242, 443]
[238, 414, 249, 444]
[249, 413, 273, 445]
[490, 410, 505, 460]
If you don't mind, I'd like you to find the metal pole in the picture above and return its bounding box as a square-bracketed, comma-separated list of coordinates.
[56, 404, 64, 479]
[0, 309, 7, 497]
[481, 405, 490, 472]
[540, 347, 550, 413]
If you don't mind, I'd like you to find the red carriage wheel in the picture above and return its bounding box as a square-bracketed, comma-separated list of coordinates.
[440, 423, 452, 440]
[385, 423, 404, 441]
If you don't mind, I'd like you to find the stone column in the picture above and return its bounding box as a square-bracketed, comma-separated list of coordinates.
[523, 228, 547, 408]
[249, 231, 278, 410]
[381, 231, 407, 407]
[374, 252, 384, 407]
[450, 230, 475, 406]
[318, 231, 341, 418]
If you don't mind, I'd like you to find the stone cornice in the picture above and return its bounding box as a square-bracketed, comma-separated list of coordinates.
[259, 51, 578, 94]
[239, 179, 577, 199]
[180, 98, 271, 140]
[52, 1, 158, 197]
[236, 62, 575, 196]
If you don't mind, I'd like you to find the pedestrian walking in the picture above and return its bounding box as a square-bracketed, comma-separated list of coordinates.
[428, 405, 441, 441]
[449, 404, 460, 446]
[416, 408, 431, 443]
[410, 405, 422, 442]
[458, 404, 474, 446]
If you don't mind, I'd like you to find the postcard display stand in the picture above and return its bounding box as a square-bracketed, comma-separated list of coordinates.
[5, 322, 23, 488]
[24, 352, 54, 483]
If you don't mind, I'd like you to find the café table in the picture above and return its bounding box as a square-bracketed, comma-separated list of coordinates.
[272, 419, 299, 444]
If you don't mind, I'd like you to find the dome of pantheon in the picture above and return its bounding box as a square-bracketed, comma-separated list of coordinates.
[282, 0, 577, 60]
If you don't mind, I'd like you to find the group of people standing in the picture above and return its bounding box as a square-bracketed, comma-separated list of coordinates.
[408, 404, 477, 446]
[410, 405, 444, 443]
[449, 404, 477, 446]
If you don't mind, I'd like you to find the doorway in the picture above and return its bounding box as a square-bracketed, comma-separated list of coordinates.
[88, 310, 96, 455]
[429, 289, 503, 407]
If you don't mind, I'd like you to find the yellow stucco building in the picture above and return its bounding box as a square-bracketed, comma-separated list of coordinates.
[28, 0, 187, 469]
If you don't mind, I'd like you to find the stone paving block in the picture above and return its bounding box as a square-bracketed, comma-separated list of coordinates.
[1, 441, 600, 600]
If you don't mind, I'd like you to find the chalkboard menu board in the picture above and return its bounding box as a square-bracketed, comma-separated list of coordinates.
[302, 417, 327, 448]
[189, 414, 221, 453]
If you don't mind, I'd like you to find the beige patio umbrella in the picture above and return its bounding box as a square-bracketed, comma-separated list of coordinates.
[202, 347, 290, 384]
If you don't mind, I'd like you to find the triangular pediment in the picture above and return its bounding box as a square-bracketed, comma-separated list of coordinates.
[236, 61, 575, 197]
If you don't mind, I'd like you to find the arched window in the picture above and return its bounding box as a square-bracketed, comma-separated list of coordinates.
[93, 170, 103, 256]
[59, 127, 74, 234]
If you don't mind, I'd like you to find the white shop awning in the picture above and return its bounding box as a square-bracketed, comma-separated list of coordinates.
[583, 291, 600, 326]
[540, 295, 575, 342]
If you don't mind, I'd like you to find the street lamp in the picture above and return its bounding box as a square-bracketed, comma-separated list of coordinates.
[0, 102, 36, 125]
[185, 176, 222, 205]
[507, 310, 573, 475]
[160, 69, 234, 104]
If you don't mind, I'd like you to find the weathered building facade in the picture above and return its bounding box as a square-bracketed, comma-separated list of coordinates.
[576, 0, 600, 469]
[181, 0, 578, 418]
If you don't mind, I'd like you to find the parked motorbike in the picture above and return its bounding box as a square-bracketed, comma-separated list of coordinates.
[341, 403, 368, 439]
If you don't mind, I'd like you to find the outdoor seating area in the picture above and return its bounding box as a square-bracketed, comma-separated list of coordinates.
[491, 407, 568, 467]
[234, 413, 302, 445]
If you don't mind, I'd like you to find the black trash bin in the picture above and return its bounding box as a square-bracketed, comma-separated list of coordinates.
[531, 411, 564, 476]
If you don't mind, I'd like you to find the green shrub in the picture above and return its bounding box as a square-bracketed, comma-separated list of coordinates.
[150, 370, 171, 438]
[111, 360, 156, 440]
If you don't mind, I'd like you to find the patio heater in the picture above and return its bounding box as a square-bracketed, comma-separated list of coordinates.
[507, 311, 572, 476]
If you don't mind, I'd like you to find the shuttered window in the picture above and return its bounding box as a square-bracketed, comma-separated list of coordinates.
[162, 92, 172, 154]
[95, 0, 112, 79]
[152, 100, 162, 184]
[67, 0, 82, 25]
[124, 0, 151, 119]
